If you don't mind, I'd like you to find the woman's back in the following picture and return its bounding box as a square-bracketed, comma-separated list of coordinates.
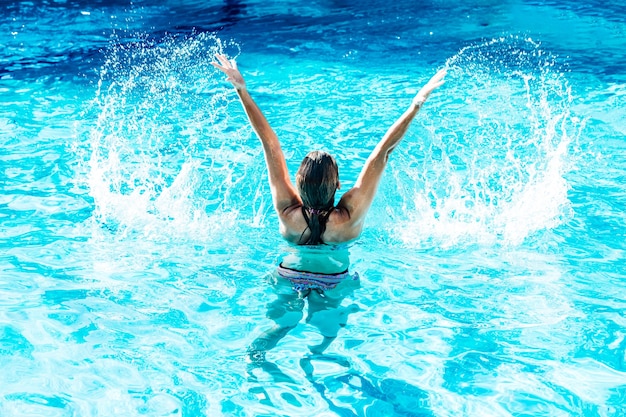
[280, 243, 351, 274]
[279, 204, 360, 245]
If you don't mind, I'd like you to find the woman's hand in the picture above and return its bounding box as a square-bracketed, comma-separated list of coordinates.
[413, 68, 447, 107]
[211, 54, 246, 90]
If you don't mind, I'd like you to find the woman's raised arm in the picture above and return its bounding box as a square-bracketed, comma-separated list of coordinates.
[336, 68, 446, 236]
[212, 54, 301, 214]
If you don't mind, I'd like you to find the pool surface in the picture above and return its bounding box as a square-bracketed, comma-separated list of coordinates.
[1, 0, 625, 416]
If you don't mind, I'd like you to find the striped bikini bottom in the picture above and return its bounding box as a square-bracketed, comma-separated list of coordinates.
[277, 263, 359, 292]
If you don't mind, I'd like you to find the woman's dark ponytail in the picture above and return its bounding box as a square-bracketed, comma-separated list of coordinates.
[295, 151, 339, 245]
[299, 207, 332, 245]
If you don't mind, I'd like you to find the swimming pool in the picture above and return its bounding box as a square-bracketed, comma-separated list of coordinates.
[1, 0, 625, 415]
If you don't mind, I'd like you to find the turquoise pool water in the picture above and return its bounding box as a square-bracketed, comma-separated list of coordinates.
[1, 0, 625, 416]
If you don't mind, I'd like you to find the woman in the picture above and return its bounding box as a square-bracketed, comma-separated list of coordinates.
[212, 54, 445, 367]
[212, 54, 445, 248]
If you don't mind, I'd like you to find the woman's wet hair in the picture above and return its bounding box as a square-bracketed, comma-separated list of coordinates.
[296, 150, 339, 245]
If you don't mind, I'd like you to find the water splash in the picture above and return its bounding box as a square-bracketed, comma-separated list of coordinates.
[392, 36, 580, 247]
[84, 32, 251, 242]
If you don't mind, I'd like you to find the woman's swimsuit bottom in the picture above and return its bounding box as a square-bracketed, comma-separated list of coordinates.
[277, 263, 359, 292]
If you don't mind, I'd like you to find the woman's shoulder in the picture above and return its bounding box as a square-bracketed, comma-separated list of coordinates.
[278, 204, 306, 243]
[324, 208, 362, 243]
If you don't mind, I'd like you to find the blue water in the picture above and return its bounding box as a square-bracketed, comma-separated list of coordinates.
[1, 0, 625, 416]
